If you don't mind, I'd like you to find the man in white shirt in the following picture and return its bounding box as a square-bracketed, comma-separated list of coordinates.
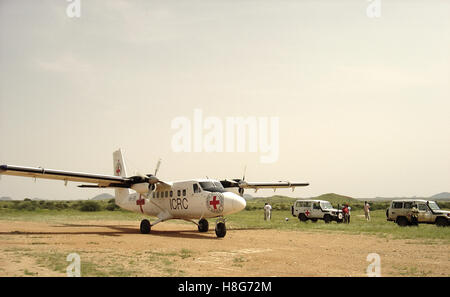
[364, 201, 371, 221]
[264, 203, 272, 221]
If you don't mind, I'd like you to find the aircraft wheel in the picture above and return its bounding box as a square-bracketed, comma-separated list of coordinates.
[140, 219, 151, 234]
[198, 218, 209, 232]
[215, 222, 227, 238]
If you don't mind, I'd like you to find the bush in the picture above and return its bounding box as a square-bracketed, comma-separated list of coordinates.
[79, 201, 101, 212]
[13, 201, 36, 211]
[105, 203, 120, 211]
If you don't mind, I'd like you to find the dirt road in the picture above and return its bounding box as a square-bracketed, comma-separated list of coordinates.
[0, 220, 448, 276]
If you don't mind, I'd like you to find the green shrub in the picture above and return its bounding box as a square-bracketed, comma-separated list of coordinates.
[79, 201, 101, 212]
[105, 203, 120, 211]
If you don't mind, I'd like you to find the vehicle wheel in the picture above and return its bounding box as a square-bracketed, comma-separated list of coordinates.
[323, 215, 331, 224]
[215, 222, 227, 238]
[198, 218, 209, 232]
[337, 219, 343, 224]
[435, 217, 448, 227]
[396, 217, 408, 227]
[311, 219, 318, 223]
[386, 209, 389, 219]
[298, 213, 308, 222]
[140, 219, 151, 234]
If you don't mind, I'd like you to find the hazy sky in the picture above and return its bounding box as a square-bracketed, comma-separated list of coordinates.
[1, 0, 449, 200]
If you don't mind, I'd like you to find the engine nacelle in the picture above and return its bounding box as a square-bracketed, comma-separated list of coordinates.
[131, 182, 150, 194]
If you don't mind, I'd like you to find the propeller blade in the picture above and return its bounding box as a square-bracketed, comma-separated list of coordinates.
[154, 158, 161, 176]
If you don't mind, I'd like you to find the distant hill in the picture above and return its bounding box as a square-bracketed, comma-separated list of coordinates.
[430, 192, 450, 200]
[305, 193, 359, 205]
[243, 194, 254, 200]
[90, 193, 114, 201]
[0, 196, 12, 201]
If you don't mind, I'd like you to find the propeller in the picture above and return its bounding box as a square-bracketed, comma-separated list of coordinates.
[154, 158, 161, 176]
[238, 166, 247, 195]
[222, 166, 248, 196]
[126, 158, 162, 195]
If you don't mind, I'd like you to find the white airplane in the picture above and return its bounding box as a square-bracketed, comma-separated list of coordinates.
[0, 149, 309, 237]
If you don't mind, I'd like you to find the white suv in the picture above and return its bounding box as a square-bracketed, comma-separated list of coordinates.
[386, 199, 449, 227]
[291, 200, 343, 223]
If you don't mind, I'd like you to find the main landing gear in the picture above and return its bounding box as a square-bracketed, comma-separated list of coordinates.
[139, 217, 227, 238]
[198, 217, 227, 238]
[140, 219, 151, 234]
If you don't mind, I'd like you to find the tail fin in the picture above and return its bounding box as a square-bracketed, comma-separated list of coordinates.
[113, 149, 129, 206]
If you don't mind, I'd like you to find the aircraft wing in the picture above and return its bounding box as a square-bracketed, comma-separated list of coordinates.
[0, 165, 129, 187]
[241, 182, 309, 190]
[220, 179, 309, 192]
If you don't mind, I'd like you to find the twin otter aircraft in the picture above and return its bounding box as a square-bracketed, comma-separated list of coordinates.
[0, 149, 309, 237]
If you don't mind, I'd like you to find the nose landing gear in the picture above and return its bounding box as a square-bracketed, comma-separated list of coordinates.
[215, 218, 227, 238]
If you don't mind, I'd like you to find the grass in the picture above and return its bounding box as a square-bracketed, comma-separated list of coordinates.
[0, 197, 449, 242]
[227, 209, 450, 242]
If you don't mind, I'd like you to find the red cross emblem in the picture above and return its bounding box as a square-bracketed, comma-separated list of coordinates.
[207, 194, 223, 213]
[115, 162, 121, 176]
[305, 210, 310, 216]
[136, 195, 145, 213]
[209, 196, 220, 210]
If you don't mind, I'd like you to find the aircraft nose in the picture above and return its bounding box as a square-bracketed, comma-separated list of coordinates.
[231, 193, 247, 212]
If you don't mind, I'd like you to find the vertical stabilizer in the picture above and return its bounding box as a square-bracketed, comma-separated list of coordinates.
[113, 149, 130, 206]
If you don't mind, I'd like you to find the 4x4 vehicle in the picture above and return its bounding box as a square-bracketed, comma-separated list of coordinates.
[386, 199, 449, 227]
[292, 200, 343, 223]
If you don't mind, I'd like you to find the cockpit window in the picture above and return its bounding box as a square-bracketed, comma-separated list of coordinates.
[193, 183, 201, 193]
[199, 181, 225, 193]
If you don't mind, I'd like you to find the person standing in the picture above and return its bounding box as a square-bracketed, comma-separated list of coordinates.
[364, 201, 371, 221]
[342, 204, 350, 224]
[264, 202, 272, 221]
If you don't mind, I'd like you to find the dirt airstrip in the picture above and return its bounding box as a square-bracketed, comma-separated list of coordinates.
[0, 220, 448, 277]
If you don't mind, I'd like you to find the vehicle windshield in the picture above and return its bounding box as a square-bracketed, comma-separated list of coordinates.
[320, 201, 333, 209]
[428, 201, 440, 211]
[199, 181, 225, 193]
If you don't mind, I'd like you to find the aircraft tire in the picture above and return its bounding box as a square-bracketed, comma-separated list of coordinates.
[215, 222, 226, 238]
[140, 219, 151, 234]
[198, 218, 209, 232]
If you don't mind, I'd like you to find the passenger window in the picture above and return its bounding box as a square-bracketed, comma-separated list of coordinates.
[177, 190, 181, 196]
[170, 191, 173, 197]
[392, 202, 403, 209]
[313, 203, 320, 210]
[165, 191, 168, 198]
[156, 192, 159, 198]
[418, 204, 427, 211]
[193, 184, 201, 193]
[152, 192, 155, 198]
[404, 202, 413, 209]
[183, 189, 186, 196]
